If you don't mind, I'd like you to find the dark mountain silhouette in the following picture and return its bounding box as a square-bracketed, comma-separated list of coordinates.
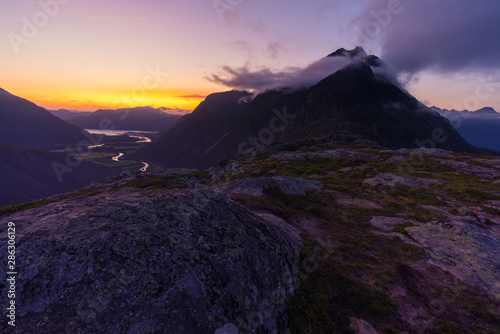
[286, 60, 477, 151]
[67, 106, 183, 132]
[0, 88, 90, 149]
[0, 140, 112, 207]
[48, 108, 93, 121]
[432, 106, 500, 151]
[143, 48, 484, 169]
[142, 91, 254, 167]
[474, 107, 498, 115]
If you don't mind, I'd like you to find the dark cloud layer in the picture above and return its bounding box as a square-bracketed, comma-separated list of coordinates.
[206, 56, 351, 91]
[354, 0, 500, 74]
[177, 95, 207, 100]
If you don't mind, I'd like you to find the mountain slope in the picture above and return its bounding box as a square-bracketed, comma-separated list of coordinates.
[142, 48, 484, 169]
[0, 88, 89, 148]
[0, 141, 112, 206]
[287, 60, 478, 152]
[67, 106, 183, 132]
[142, 91, 253, 167]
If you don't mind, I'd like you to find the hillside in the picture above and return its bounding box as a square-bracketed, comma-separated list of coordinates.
[0, 88, 89, 149]
[142, 91, 254, 167]
[0, 141, 113, 207]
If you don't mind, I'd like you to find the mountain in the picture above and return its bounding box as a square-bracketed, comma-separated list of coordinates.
[0, 88, 91, 149]
[431, 106, 500, 117]
[143, 48, 484, 169]
[432, 106, 500, 151]
[142, 91, 254, 167]
[48, 108, 93, 121]
[474, 107, 499, 115]
[67, 106, 183, 132]
[0, 140, 112, 207]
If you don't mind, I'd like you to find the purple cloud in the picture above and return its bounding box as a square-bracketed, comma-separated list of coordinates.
[206, 56, 352, 91]
[353, 0, 500, 74]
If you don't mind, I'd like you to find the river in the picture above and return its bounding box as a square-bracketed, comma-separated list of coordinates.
[87, 130, 152, 171]
[140, 162, 150, 172]
[112, 153, 124, 161]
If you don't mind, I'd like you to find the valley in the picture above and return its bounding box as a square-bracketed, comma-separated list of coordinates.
[53, 129, 162, 174]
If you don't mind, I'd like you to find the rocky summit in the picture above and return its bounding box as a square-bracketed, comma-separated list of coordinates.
[1, 136, 500, 333]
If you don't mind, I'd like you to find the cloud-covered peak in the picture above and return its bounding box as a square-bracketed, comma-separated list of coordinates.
[328, 46, 367, 59]
[206, 47, 391, 92]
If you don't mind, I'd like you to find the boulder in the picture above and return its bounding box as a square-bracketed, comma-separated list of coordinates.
[0, 189, 301, 334]
[406, 219, 500, 299]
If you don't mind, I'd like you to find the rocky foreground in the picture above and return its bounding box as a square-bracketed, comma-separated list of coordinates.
[1, 140, 500, 333]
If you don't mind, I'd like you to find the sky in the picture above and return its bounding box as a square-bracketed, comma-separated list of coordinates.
[1, 0, 499, 112]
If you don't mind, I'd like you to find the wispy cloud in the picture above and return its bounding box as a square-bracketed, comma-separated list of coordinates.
[159, 107, 191, 115]
[206, 56, 352, 92]
[176, 94, 208, 100]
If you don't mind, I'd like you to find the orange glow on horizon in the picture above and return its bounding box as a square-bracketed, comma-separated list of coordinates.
[6, 87, 210, 112]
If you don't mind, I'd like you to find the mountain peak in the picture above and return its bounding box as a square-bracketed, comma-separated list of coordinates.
[327, 46, 366, 58]
[327, 46, 383, 68]
[474, 107, 498, 114]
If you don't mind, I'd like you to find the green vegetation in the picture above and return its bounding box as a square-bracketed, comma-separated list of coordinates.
[286, 237, 397, 334]
[391, 221, 417, 234]
[436, 182, 500, 205]
[0, 198, 57, 217]
[0, 186, 103, 217]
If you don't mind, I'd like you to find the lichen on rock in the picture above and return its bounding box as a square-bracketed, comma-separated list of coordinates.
[0, 189, 301, 334]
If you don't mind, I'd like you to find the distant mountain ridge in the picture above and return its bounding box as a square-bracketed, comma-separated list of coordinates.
[431, 106, 500, 151]
[0, 88, 90, 149]
[67, 106, 183, 132]
[48, 109, 93, 121]
[431, 106, 499, 116]
[143, 47, 485, 169]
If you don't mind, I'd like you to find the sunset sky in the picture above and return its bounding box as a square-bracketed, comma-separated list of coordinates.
[1, 0, 499, 112]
